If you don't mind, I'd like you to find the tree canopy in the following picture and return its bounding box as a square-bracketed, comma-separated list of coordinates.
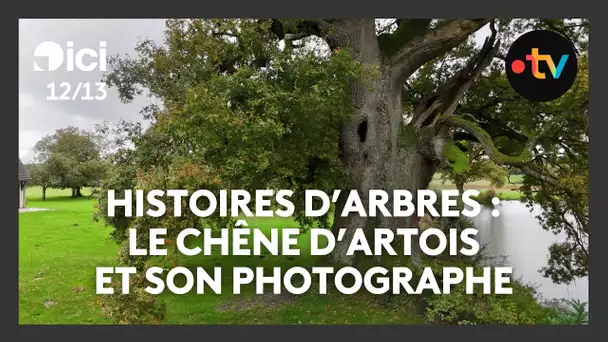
[31, 127, 107, 197]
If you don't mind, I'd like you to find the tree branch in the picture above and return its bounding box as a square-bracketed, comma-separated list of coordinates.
[519, 164, 558, 185]
[446, 116, 535, 166]
[389, 19, 490, 84]
[377, 19, 398, 35]
[453, 131, 479, 142]
[267, 19, 333, 45]
[446, 115, 563, 185]
[377, 19, 434, 58]
[410, 23, 499, 128]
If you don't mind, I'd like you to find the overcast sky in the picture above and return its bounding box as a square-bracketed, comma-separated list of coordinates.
[19, 19, 490, 163]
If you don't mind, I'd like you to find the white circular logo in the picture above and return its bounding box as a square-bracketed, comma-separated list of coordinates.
[33, 41, 107, 72]
[33, 41, 64, 72]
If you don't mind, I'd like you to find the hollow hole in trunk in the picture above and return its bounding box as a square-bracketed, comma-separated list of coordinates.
[357, 119, 368, 143]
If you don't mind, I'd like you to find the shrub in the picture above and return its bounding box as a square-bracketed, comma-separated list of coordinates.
[541, 299, 589, 325]
[392, 197, 567, 325]
[424, 281, 555, 324]
[473, 189, 497, 207]
[98, 273, 167, 324]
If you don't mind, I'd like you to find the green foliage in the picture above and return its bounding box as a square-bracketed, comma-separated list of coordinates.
[94, 149, 139, 242]
[98, 274, 167, 324]
[425, 281, 555, 324]
[542, 299, 588, 325]
[31, 127, 108, 193]
[33, 127, 100, 163]
[409, 19, 589, 284]
[473, 189, 497, 207]
[440, 141, 507, 194]
[102, 19, 363, 238]
[94, 18, 589, 323]
[27, 162, 55, 190]
[519, 55, 589, 284]
[380, 193, 563, 325]
[443, 139, 469, 174]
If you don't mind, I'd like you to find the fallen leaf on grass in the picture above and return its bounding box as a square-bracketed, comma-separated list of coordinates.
[72, 286, 86, 293]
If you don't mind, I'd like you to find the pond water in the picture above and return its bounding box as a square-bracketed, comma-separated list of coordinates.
[472, 201, 588, 303]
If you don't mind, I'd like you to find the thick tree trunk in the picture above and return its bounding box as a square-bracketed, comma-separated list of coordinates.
[328, 20, 444, 266]
[42, 187, 47, 201]
[71, 187, 82, 197]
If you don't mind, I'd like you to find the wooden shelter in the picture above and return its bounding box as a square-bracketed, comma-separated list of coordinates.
[19, 158, 30, 208]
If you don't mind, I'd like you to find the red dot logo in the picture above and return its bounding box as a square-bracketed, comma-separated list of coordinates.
[511, 59, 525, 74]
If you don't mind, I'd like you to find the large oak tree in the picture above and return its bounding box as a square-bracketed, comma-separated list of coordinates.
[103, 18, 588, 280]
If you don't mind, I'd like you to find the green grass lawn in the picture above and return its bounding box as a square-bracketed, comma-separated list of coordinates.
[430, 173, 524, 187]
[19, 187, 426, 324]
[19, 188, 116, 324]
[430, 174, 525, 201]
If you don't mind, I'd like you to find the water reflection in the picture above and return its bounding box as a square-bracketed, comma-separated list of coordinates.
[472, 201, 588, 303]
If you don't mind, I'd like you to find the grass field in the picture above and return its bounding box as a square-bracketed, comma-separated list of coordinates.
[19, 178, 524, 324]
[430, 174, 524, 201]
[19, 187, 422, 324]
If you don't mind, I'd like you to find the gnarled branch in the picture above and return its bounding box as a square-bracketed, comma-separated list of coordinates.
[446, 116, 535, 166]
[445, 115, 561, 185]
[377, 19, 434, 58]
[267, 19, 333, 47]
[410, 22, 499, 128]
[389, 19, 490, 85]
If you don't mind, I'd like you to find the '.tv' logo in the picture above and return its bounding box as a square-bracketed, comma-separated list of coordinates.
[505, 30, 578, 102]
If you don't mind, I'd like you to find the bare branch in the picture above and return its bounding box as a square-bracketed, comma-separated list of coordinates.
[377, 19, 398, 35]
[389, 19, 490, 84]
[410, 24, 499, 128]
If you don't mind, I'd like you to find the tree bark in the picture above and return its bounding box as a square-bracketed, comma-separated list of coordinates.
[327, 20, 445, 266]
[71, 187, 82, 197]
[42, 187, 47, 201]
[455, 176, 465, 194]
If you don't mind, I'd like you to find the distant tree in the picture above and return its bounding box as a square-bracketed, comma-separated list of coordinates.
[440, 142, 508, 193]
[27, 164, 51, 200]
[33, 127, 99, 162]
[32, 127, 107, 196]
